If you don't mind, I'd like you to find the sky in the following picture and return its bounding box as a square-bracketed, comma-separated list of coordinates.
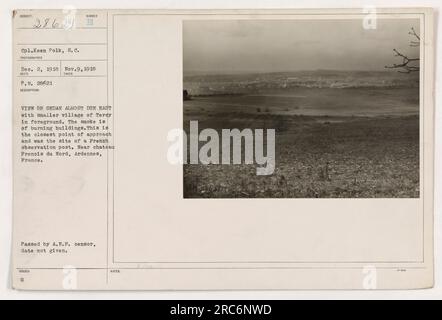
[183, 18, 420, 74]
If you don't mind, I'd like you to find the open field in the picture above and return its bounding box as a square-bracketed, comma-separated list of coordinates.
[183, 86, 419, 198]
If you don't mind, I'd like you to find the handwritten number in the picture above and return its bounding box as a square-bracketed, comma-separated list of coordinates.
[33, 18, 60, 29]
[33, 18, 41, 28]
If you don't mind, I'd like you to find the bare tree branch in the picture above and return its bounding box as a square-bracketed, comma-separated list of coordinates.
[409, 27, 420, 41]
[385, 27, 420, 73]
[409, 27, 420, 47]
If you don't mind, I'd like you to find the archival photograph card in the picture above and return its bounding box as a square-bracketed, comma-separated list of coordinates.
[12, 8, 435, 290]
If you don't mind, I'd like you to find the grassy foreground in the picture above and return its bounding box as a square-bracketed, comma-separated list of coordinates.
[183, 88, 419, 198]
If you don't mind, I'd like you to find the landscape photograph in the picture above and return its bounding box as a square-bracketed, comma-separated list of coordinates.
[183, 19, 420, 198]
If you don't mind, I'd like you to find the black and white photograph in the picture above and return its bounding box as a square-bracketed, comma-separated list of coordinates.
[183, 19, 421, 198]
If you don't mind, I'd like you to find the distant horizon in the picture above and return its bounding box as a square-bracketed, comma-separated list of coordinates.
[183, 68, 419, 77]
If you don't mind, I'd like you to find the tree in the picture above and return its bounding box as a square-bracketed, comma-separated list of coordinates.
[385, 27, 420, 73]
